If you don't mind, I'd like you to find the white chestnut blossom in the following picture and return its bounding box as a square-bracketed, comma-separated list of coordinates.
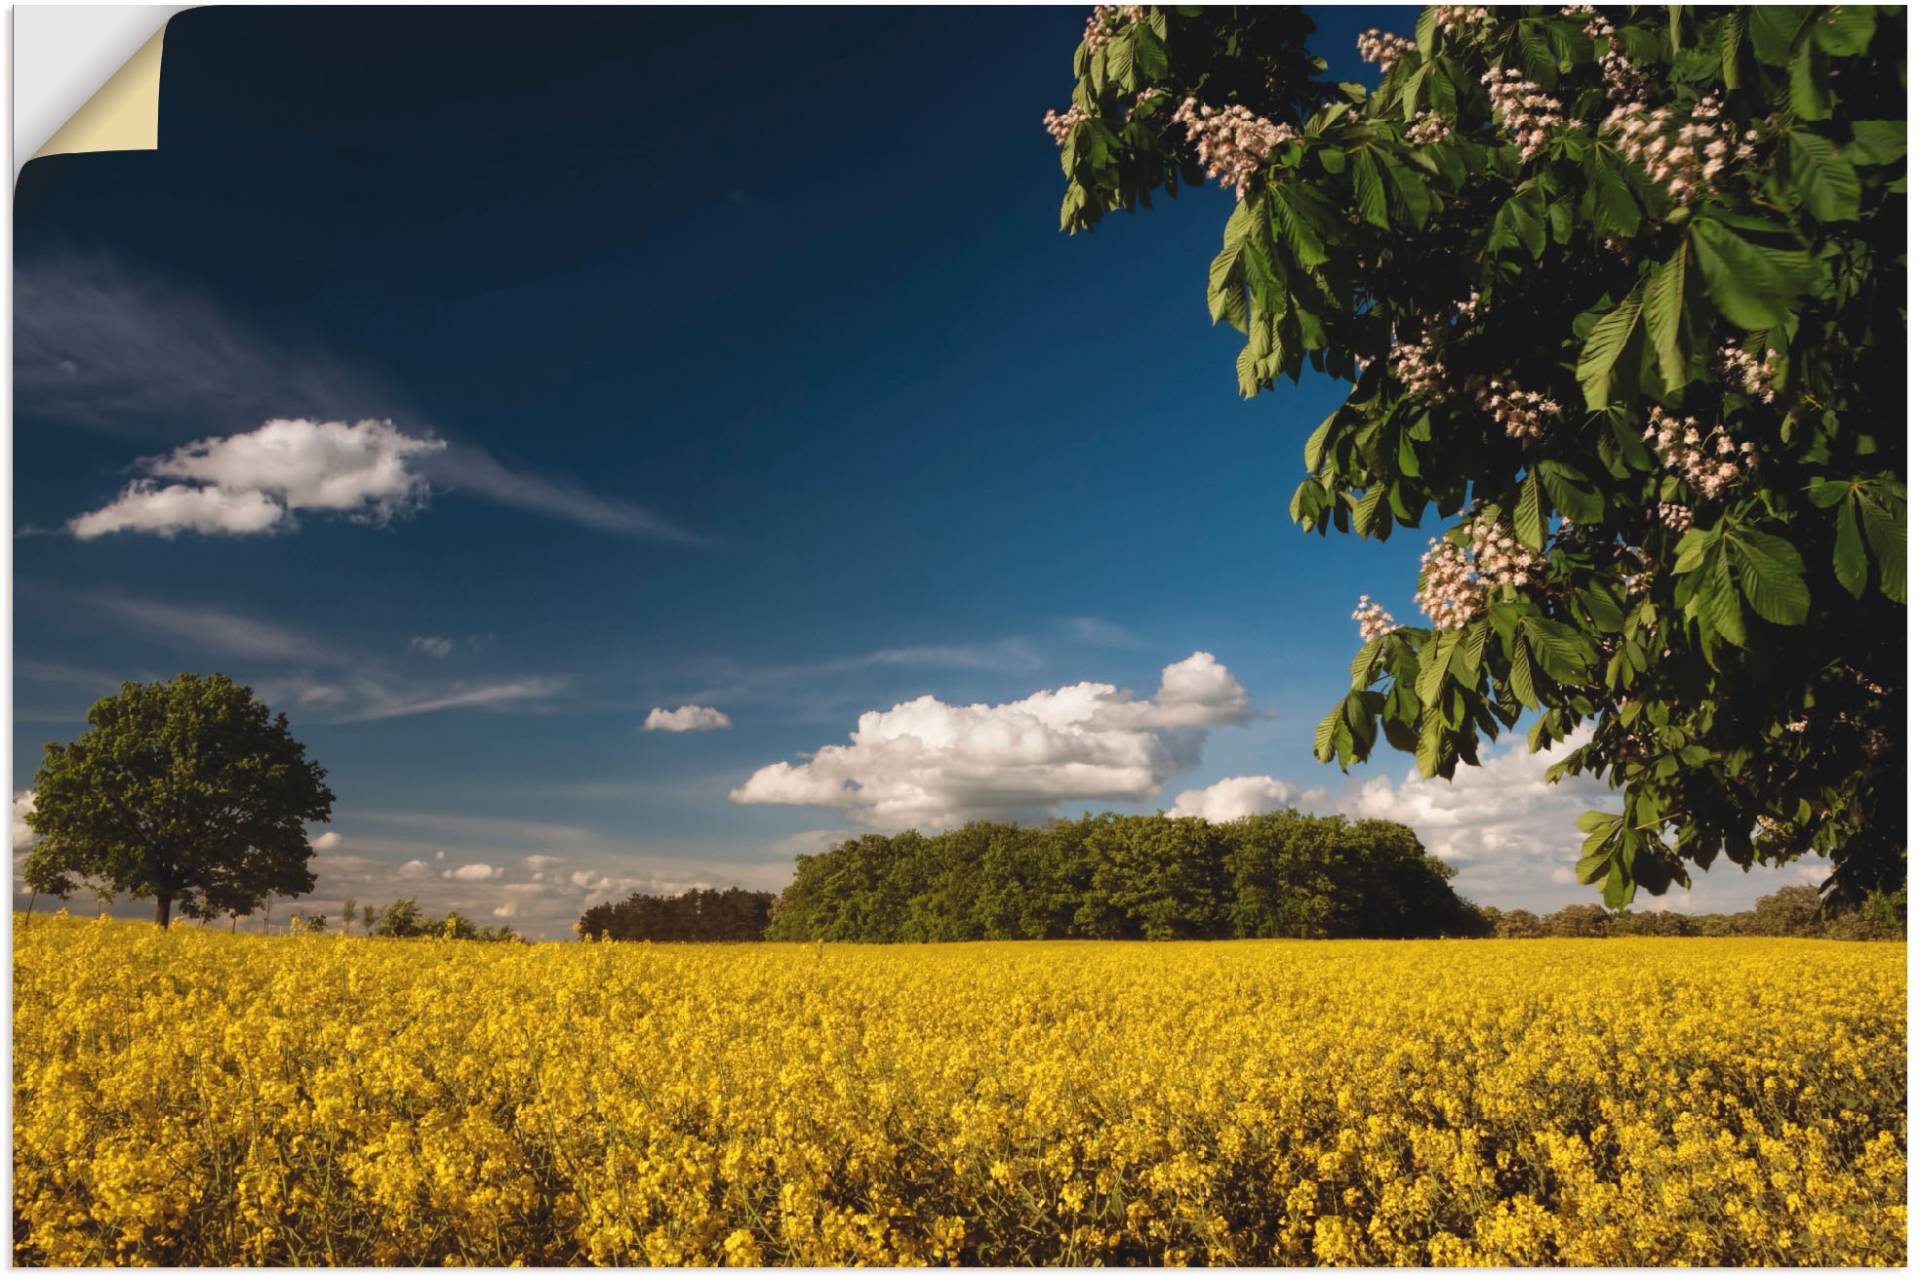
[1082, 4, 1145, 52]
[1602, 93, 1757, 205]
[1715, 340, 1779, 403]
[1043, 105, 1093, 146]
[1389, 333, 1449, 402]
[1414, 512, 1544, 630]
[1565, 5, 1647, 103]
[1406, 112, 1452, 145]
[1353, 595, 1397, 641]
[1479, 379, 1562, 441]
[1482, 68, 1573, 164]
[1659, 501, 1693, 532]
[1357, 28, 1417, 72]
[1644, 407, 1754, 500]
[1171, 97, 1297, 200]
[1433, 6, 1492, 36]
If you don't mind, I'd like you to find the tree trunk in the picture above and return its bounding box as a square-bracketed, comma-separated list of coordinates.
[155, 895, 173, 928]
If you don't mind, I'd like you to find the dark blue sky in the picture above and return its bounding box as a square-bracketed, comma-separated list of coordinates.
[14, 7, 1814, 933]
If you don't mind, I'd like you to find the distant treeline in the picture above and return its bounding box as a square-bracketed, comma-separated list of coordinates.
[579, 886, 775, 942]
[761, 813, 1485, 942]
[574, 816, 1908, 945]
[1485, 885, 1906, 940]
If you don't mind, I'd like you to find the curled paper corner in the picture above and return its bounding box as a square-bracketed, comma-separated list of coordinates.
[23, 10, 182, 170]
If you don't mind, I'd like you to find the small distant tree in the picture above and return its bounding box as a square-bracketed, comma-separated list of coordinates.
[1547, 903, 1612, 938]
[1494, 908, 1547, 939]
[290, 913, 328, 935]
[361, 904, 377, 934]
[89, 883, 114, 918]
[373, 898, 432, 938]
[21, 674, 335, 927]
[342, 899, 358, 934]
[1748, 884, 1825, 936]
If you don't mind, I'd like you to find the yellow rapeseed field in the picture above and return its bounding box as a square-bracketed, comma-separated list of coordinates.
[11, 914, 1907, 1266]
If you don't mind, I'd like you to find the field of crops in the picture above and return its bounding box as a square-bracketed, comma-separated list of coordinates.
[11, 915, 1907, 1266]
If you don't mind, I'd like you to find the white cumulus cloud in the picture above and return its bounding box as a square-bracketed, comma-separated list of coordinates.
[730, 651, 1254, 830]
[410, 635, 454, 659]
[1168, 775, 1326, 823]
[68, 418, 445, 539]
[644, 704, 733, 732]
[443, 862, 501, 882]
[12, 791, 37, 850]
[311, 831, 343, 850]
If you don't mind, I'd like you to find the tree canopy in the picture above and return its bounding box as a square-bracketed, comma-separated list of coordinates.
[1047, 5, 1905, 906]
[762, 812, 1486, 942]
[22, 673, 334, 926]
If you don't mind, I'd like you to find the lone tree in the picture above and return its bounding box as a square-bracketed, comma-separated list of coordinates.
[22, 673, 335, 927]
[1046, 5, 1904, 906]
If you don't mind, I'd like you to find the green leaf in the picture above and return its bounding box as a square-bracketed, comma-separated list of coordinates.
[1726, 526, 1811, 625]
[1787, 130, 1861, 221]
[1698, 548, 1749, 645]
[1833, 500, 1868, 597]
[1415, 5, 1439, 57]
[1846, 120, 1906, 166]
[1509, 637, 1541, 709]
[1515, 470, 1547, 551]
[1673, 526, 1713, 573]
[1352, 149, 1390, 230]
[1416, 629, 1461, 704]
[1749, 5, 1811, 66]
[1857, 493, 1907, 602]
[1578, 284, 1644, 409]
[1789, 44, 1833, 120]
[1304, 409, 1337, 473]
[1642, 243, 1690, 392]
[1689, 219, 1817, 330]
[1539, 460, 1604, 523]
[1812, 5, 1875, 57]
[1350, 637, 1383, 689]
[1720, 9, 1746, 88]
[1207, 203, 1255, 334]
[1312, 701, 1343, 763]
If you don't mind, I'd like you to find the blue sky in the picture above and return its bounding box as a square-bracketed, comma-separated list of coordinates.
[11, 7, 1821, 935]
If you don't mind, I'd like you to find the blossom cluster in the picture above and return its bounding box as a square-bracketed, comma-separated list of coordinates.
[1645, 407, 1755, 500]
[1406, 112, 1452, 145]
[1353, 594, 1397, 641]
[1659, 501, 1693, 532]
[1388, 332, 1449, 402]
[1042, 104, 1092, 146]
[1602, 93, 1759, 205]
[1171, 97, 1297, 200]
[1357, 28, 1417, 72]
[1414, 512, 1543, 629]
[1082, 4, 1144, 52]
[1479, 379, 1562, 441]
[1432, 6, 1491, 36]
[1481, 69, 1572, 163]
[1565, 5, 1646, 103]
[1715, 340, 1779, 403]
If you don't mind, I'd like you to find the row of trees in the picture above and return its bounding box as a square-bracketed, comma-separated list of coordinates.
[577, 887, 775, 942]
[756, 813, 1485, 942]
[1484, 885, 1905, 939]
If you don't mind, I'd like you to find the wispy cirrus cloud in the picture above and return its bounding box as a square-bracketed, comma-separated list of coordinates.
[42, 588, 571, 725]
[19, 257, 708, 544]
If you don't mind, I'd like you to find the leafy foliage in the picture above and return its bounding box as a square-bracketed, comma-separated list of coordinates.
[22, 673, 335, 926]
[762, 812, 1486, 941]
[1048, 5, 1906, 905]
